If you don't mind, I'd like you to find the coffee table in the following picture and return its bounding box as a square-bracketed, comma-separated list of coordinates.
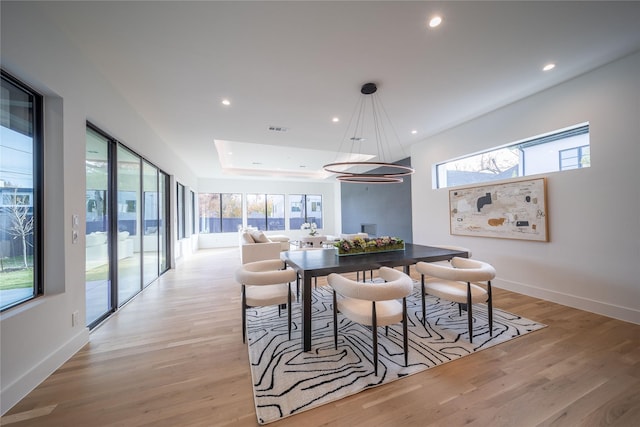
[300, 235, 327, 248]
[281, 243, 469, 351]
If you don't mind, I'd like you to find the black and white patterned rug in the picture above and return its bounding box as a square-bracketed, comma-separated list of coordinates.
[246, 285, 545, 424]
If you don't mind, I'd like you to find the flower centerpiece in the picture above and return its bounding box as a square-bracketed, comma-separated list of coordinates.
[334, 236, 404, 256]
[301, 222, 318, 236]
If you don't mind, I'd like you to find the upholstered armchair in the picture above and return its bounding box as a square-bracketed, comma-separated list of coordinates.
[235, 259, 297, 342]
[415, 256, 496, 343]
[239, 229, 285, 264]
[328, 266, 413, 375]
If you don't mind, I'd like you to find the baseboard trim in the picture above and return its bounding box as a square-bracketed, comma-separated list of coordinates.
[494, 278, 640, 325]
[1, 328, 90, 415]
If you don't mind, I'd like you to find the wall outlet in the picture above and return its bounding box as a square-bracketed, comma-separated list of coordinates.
[72, 310, 79, 327]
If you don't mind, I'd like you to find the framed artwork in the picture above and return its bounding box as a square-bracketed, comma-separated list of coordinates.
[449, 177, 548, 241]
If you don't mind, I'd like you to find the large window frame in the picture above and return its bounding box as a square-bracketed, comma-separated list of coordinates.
[435, 123, 590, 189]
[246, 193, 285, 231]
[198, 193, 243, 233]
[0, 70, 43, 311]
[176, 182, 185, 239]
[289, 194, 323, 230]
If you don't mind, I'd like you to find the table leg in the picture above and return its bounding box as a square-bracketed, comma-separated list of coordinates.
[301, 272, 313, 351]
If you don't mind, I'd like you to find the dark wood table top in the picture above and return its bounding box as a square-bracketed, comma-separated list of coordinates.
[281, 243, 469, 276]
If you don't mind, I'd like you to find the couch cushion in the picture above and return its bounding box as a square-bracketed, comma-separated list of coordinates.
[241, 232, 255, 244]
[250, 229, 270, 243]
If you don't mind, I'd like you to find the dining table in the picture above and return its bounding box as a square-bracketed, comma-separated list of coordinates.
[281, 243, 469, 351]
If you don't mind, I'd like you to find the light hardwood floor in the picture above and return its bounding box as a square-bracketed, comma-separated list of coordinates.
[2, 248, 639, 426]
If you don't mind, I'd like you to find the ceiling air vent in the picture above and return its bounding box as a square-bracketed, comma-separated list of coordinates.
[268, 126, 289, 133]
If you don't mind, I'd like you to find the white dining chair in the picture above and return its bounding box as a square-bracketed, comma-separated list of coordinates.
[235, 259, 297, 343]
[415, 257, 495, 343]
[328, 266, 413, 375]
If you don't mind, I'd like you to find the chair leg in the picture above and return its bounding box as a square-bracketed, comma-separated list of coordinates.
[333, 290, 338, 349]
[288, 282, 292, 340]
[488, 281, 493, 336]
[467, 282, 473, 343]
[385, 326, 389, 336]
[403, 297, 408, 367]
[242, 285, 247, 343]
[421, 275, 426, 326]
[372, 301, 378, 376]
[458, 303, 462, 316]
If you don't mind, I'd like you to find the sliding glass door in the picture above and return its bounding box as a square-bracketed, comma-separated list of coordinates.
[159, 172, 169, 273]
[86, 124, 171, 327]
[117, 146, 142, 304]
[85, 128, 113, 325]
[142, 161, 159, 286]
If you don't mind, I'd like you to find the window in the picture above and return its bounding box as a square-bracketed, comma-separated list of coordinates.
[198, 193, 220, 233]
[560, 145, 590, 170]
[198, 193, 242, 233]
[246, 193, 266, 230]
[289, 194, 323, 230]
[86, 123, 170, 327]
[436, 123, 590, 189]
[266, 194, 285, 231]
[190, 190, 196, 234]
[176, 183, 185, 239]
[246, 193, 285, 231]
[1, 71, 43, 311]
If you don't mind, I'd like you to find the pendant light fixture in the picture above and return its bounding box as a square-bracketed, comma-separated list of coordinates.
[323, 82, 414, 184]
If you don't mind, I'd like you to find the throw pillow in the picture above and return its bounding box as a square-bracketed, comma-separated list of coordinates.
[250, 229, 270, 243]
[241, 232, 255, 244]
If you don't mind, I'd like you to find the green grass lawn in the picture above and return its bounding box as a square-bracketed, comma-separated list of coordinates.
[0, 268, 33, 290]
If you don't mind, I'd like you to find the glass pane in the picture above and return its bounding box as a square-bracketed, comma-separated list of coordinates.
[246, 193, 266, 230]
[0, 76, 36, 310]
[117, 146, 141, 305]
[306, 195, 323, 228]
[190, 191, 196, 234]
[267, 194, 285, 231]
[177, 183, 185, 239]
[198, 193, 220, 233]
[158, 172, 168, 273]
[85, 128, 112, 324]
[289, 194, 305, 230]
[436, 124, 590, 188]
[142, 161, 158, 286]
[221, 193, 242, 232]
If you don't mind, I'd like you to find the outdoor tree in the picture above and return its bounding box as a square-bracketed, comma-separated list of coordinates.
[7, 190, 34, 268]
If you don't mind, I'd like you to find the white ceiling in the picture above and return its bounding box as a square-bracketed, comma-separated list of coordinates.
[40, 1, 640, 181]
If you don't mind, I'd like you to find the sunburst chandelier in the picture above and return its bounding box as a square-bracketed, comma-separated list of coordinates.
[323, 82, 414, 184]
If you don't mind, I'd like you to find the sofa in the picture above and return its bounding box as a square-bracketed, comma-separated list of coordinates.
[239, 228, 290, 264]
[85, 231, 134, 270]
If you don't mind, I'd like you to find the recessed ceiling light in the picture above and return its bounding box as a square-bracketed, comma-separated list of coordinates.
[543, 63, 556, 71]
[429, 15, 442, 28]
[332, 117, 340, 123]
[222, 99, 231, 106]
[411, 130, 418, 135]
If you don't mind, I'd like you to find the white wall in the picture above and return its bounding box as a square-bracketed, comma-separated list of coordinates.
[0, 3, 196, 414]
[411, 51, 640, 325]
[197, 177, 341, 248]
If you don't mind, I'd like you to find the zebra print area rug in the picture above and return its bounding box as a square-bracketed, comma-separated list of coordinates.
[246, 285, 545, 425]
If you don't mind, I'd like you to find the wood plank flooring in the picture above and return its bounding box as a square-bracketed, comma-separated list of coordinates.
[2, 248, 639, 426]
